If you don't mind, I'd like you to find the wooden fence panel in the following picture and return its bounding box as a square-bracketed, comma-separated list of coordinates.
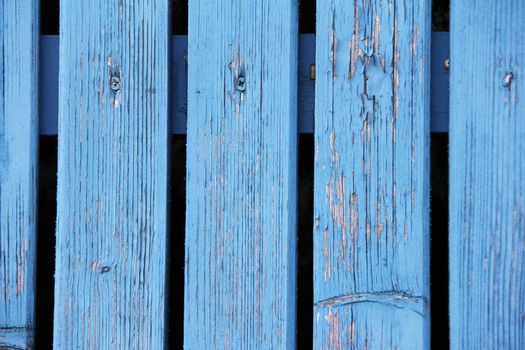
[0, 2, 39, 348]
[313, 1, 431, 348]
[184, 1, 298, 348]
[53, 1, 170, 348]
[449, 1, 525, 348]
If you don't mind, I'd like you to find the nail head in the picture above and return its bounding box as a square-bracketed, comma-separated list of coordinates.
[503, 72, 514, 88]
[443, 58, 450, 70]
[110, 76, 120, 91]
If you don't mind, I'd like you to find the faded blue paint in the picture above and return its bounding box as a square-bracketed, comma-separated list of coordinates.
[53, 1, 169, 349]
[0, 1, 39, 349]
[449, 0, 525, 349]
[39, 33, 450, 135]
[184, 0, 298, 348]
[313, 0, 430, 348]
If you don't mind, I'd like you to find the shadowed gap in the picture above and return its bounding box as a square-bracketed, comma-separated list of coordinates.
[297, 135, 314, 349]
[168, 2, 187, 349]
[296, 0, 315, 348]
[432, 0, 450, 31]
[35, 1, 59, 349]
[430, 134, 449, 349]
[172, 0, 188, 35]
[41, 0, 58, 34]
[168, 136, 186, 349]
[300, 0, 316, 34]
[431, 0, 449, 348]
[35, 137, 57, 349]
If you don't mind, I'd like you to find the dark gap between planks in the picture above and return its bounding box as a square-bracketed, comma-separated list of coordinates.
[35, 137, 57, 349]
[168, 136, 186, 349]
[297, 135, 314, 350]
[431, 0, 450, 348]
[169, 2, 186, 349]
[35, 2, 59, 349]
[430, 134, 449, 349]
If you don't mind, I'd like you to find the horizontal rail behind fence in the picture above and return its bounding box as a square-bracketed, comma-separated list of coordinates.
[39, 33, 450, 135]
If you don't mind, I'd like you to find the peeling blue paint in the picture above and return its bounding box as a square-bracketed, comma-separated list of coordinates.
[0, 2, 39, 349]
[313, 0, 431, 348]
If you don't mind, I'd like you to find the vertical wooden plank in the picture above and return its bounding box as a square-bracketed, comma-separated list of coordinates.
[184, 1, 298, 349]
[313, 1, 430, 348]
[0, 2, 39, 348]
[449, 1, 525, 348]
[53, 1, 169, 349]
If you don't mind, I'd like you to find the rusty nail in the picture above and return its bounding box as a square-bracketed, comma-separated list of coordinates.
[100, 266, 111, 273]
[309, 64, 316, 80]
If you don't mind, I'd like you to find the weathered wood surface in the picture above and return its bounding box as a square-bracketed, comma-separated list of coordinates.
[313, 0, 431, 348]
[449, 0, 525, 348]
[53, 1, 169, 349]
[0, 2, 39, 348]
[184, 0, 298, 348]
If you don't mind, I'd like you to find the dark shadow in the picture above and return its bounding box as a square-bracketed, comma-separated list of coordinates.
[41, 0, 59, 35]
[297, 1, 315, 348]
[432, 0, 450, 31]
[430, 133, 450, 349]
[300, 0, 316, 33]
[36, 1, 59, 346]
[297, 135, 314, 349]
[168, 1, 187, 348]
[168, 136, 186, 349]
[35, 137, 57, 349]
[172, 0, 188, 34]
[430, 1, 450, 348]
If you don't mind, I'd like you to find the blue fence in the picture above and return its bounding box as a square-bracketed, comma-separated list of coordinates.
[1, 1, 523, 349]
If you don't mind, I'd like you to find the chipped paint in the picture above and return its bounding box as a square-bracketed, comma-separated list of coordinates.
[348, 3, 360, 80]
[314, 0, 430, 348]
[53, 1, 170, 349]
[185, 0, 298, 348]
[329, 128, 339, 167]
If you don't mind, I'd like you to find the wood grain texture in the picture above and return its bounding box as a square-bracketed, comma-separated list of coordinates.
[184, 1, 298, 348]
[313, 1, 430, 348]
[449, 1, 525, 348]
[53, 1, 169, 349]
[0, 2, 39, 348]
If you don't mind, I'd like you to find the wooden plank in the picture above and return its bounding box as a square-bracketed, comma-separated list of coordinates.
[449, 1, 525, 348]
[313, 1, 430, 348]
[53, 1, 170, 348]
[184, 1, 298, 348]
[0, 2, 39, 348]
[39, 33, 451, 135]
